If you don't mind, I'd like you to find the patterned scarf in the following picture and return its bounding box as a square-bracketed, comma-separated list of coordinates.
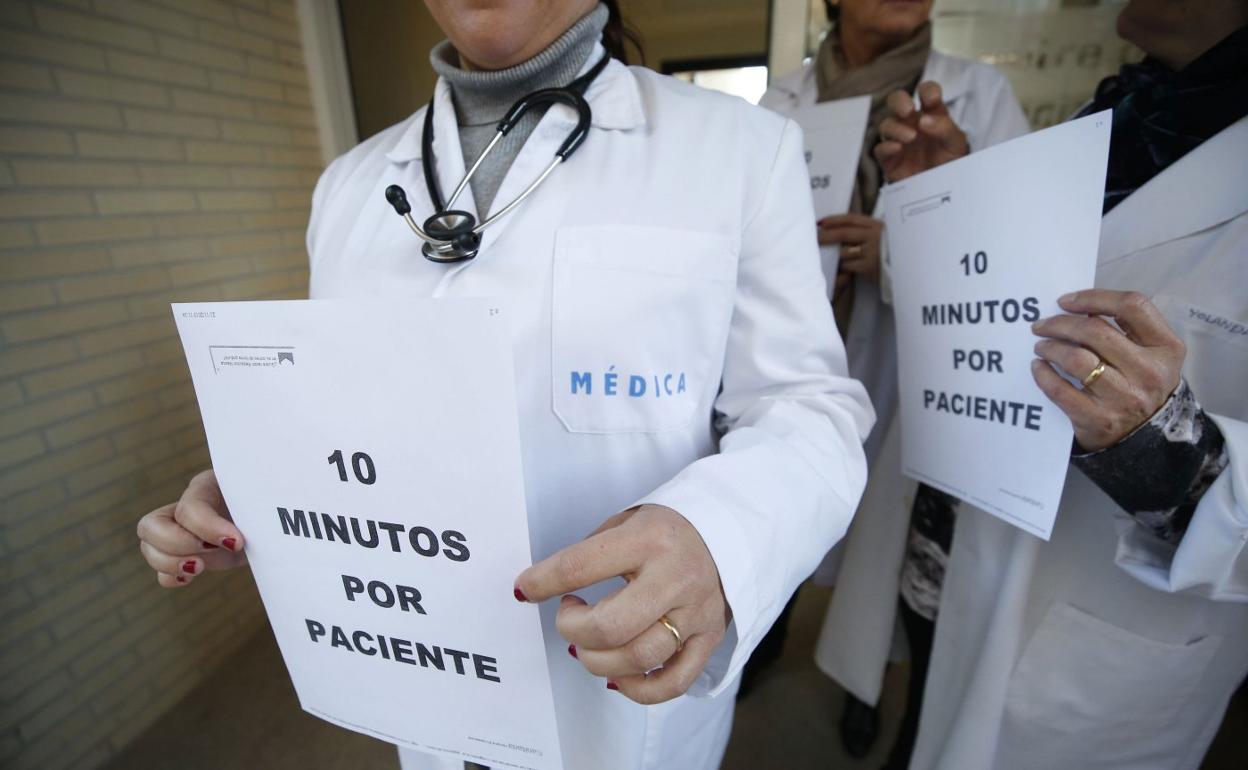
[1082, 24, 1248, 213]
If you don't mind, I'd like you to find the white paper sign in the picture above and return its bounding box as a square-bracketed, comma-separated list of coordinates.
[790, 96, 871, 298]
[173, 299, 562, 769]
[880, 111, 1110, 539]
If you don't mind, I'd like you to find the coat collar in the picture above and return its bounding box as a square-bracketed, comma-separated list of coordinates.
[384, 47, 645, 165]
[1098, 115, 1248, 264]
[773, 49, 973, 109]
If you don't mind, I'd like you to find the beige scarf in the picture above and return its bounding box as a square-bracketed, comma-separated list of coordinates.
[815, 21, 932, 215]
[814, 22, 930, 334]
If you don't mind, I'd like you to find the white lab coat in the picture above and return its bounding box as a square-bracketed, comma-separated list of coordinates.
[760, 50, 1031, 465]
[305, 46, 874, 770]
[908, 116, 1248, 770]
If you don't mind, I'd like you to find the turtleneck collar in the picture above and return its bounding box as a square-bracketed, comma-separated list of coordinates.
[429, 3, 609, 127]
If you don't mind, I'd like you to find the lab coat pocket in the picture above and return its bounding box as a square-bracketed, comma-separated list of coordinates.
[1000, 602, 1220, 769]
[551, 225, 736, 433]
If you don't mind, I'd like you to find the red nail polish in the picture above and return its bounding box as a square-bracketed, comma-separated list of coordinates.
[202, 540, 218, 549]
[568, 644, 577, 659]
[513, 586, 527, 602]
[606, 681, 619, 691]
[176, 575, 188, 584]
[221, 537, 237, 551]
[182, 560, 198, 575]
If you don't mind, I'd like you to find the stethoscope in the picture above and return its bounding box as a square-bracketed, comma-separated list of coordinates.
[384, 53, 611, 263]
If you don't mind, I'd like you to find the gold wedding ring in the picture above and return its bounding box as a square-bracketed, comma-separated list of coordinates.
[842, 243, 863, 258]
[658, 615, 684, 652]
[1083, 360, 1107, 387]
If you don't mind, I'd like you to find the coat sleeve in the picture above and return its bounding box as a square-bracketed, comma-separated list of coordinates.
[1112, 412, 1248, 602]
[636, 118, 875, 696]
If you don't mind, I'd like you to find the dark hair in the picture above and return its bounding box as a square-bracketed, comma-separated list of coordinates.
[601, 0, 644, 64]
[823, 0, 839, 24]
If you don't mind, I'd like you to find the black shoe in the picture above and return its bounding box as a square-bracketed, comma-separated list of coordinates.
[839, 693, 879, 759]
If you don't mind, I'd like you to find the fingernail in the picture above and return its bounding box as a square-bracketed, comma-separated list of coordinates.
[1059, 292, 1075, 303]
[202, 540, 218, 549]
[176, 575, 188, 584]
[606, 681, 619, 691]
[568, 644, 577, 659]
[919, 115, 934, 129]
[513, 586, 528, 602]
[221, 537, 237, 551]
[182, 560, 198, 575]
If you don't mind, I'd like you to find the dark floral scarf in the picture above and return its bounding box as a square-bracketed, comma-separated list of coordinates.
[1082, 24, 1248, 213]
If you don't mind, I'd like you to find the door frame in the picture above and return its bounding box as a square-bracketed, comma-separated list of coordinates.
[296, 0, 359, 165]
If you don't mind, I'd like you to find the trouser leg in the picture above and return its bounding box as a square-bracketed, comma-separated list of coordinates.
[883, 600, 935, 770]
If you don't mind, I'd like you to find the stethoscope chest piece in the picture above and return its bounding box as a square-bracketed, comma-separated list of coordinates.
[384, 184, 482, 262]
[421, 209, 480, 263]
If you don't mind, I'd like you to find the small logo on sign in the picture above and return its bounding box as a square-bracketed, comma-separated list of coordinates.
[902, 191, 953, 221]
[209, 345, 296, 374]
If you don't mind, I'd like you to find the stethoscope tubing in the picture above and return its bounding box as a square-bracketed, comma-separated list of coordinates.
[386, 53, 611, 263]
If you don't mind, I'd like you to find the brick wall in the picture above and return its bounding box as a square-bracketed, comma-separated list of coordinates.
[0, 1, 325, 768]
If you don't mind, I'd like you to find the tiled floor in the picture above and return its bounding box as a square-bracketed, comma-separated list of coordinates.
[106, 583, 1245, 769]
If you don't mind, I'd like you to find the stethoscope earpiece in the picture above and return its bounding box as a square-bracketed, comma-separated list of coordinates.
[384, 184, 411, 216]
[384, 52, 611, 264]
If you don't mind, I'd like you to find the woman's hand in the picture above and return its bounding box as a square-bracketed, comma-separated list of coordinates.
[1032, 290, 1187, 452]
[818, 214, 884, 285]
[874, 82, 970, 182]
[137, 469, 247, 587]
[514, 504, 730, 705]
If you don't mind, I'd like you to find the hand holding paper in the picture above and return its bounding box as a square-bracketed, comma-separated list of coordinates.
[1032, 289, 1187, 452]
[515, 504, 729, 705]
[818, 213, 884, 285]
[875, 82, 970, 182]
[137, 469, 246, 587]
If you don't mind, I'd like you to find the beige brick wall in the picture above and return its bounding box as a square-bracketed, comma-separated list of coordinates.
[0, 1, 324, 768]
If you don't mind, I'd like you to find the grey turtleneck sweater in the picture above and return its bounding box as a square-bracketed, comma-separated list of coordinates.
[429, 4, 608, 217]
